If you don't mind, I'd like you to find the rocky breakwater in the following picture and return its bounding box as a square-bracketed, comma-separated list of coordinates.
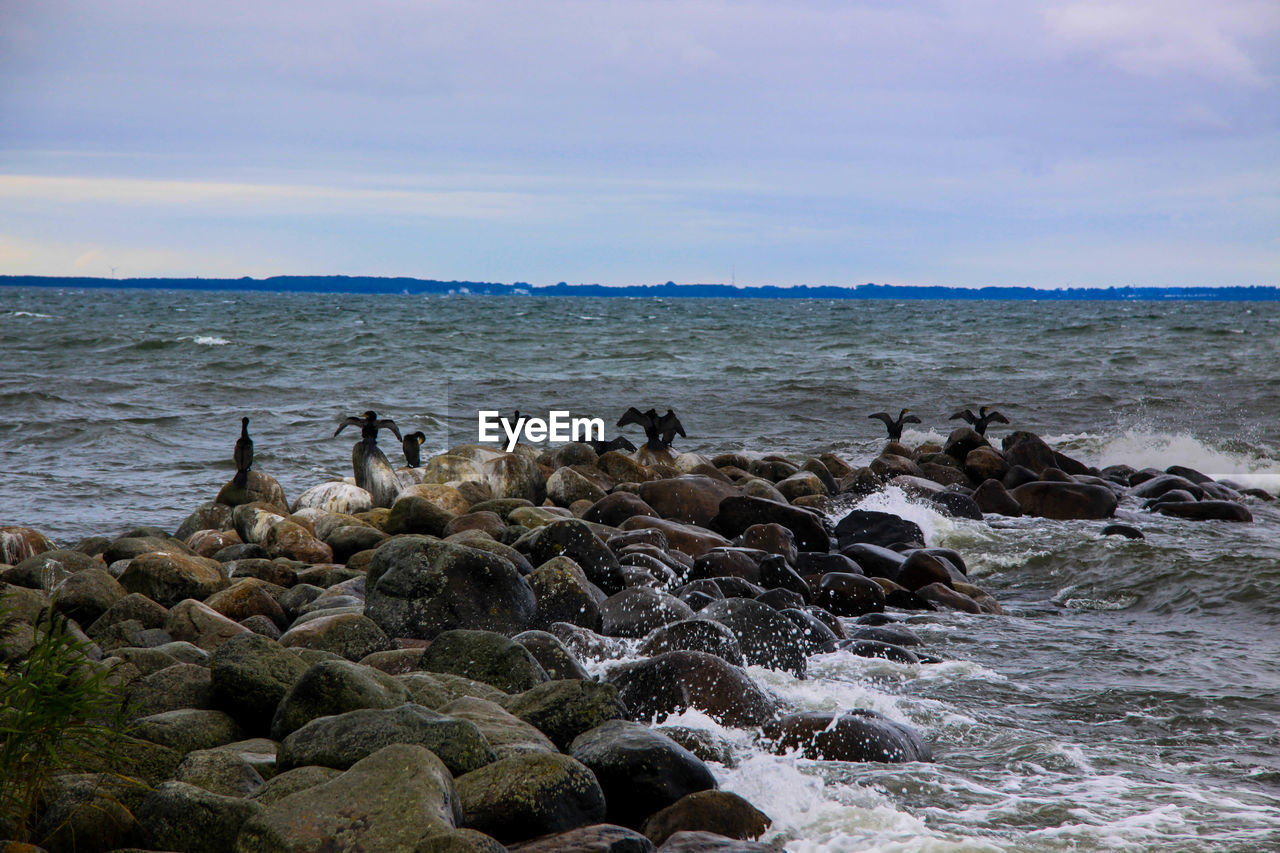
[2, 430, 1268, 852]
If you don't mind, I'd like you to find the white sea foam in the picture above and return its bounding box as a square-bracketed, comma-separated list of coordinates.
[177, 334, 231, 345]
[1046, 428, 1280, 492]
[8, 310, 54, 318]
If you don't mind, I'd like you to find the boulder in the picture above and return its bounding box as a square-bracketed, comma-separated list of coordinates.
[455, 753, 607, 843]
[176, 501, 236, 540]
[262, 520, 334, 564]
[637, 619, 745, 667]
[125, 663, 212, 718]
[385, 495, 457, 537]
[570, 720, 716, 829]
[548, 467, 609, 508]
[605, 651, 780, 728]
[833, 510, 924, 549]
[205, 578, 288, 628]
[761, 709, 931, 762]
[137, 781, 263, 853]
[600, 588, 695, 638]
[118, 552, 229, 608]
[506, 824, 655, 853]
[618, 517, 729, 559]
[364, 536, 537, 640]
[292, 481, 375, 515]
[1001, 432, 1058, 475]
[133, 707, 244, 755]
[1152, 501, 1252, 522]
[276, 702, 496, 775]
[278, 611, 393, 661]
[165, 598, 251, 650]
[971, 479, 1023, 516]
[638, 477, 741, 527]
[1009, 482, 1117, 520]
[815, 572, 886, 616]
[439, 695, 557, 758]
[173, 747, 267, 797]
[270, 658, 412, 740]
[519, 520, 626, 595]
[527, 556, 605, 631]
[236, 744, 461, 852]
[583, 492, 660, 527]
[641, 791, 770, 847]
[421, 629, 550, 694]
[695, 598, 807, 675]
[708, 497, 829, 553]
[210, 633, 310, 732]
[51, 567, 125, 626]
[514, 629, 591, 681]
[500, 679, 629, 751]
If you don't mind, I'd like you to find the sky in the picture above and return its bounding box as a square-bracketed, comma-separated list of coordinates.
[1, 0, 1277, 288]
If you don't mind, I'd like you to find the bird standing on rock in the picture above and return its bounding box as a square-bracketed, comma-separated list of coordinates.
[618, 407, 686, 450]
[949, 406, 1010, 436]
[868, 408, 921, 441]
[334, 410, 402, 446]
[402, 431, 426, 467]
[232, 417, 253, 488]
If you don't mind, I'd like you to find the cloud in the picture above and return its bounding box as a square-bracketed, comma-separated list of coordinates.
[1043, 0, 1277, 86]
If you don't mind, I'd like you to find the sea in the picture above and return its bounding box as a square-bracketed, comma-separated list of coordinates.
[3, 287, 1280, 852]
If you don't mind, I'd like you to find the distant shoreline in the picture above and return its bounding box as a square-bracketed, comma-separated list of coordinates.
[2, 275, 1277, 301]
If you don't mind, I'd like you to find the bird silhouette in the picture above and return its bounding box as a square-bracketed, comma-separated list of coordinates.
[334, 410, 402, 445]
[949, 405, 1009, 436]
[232, 417, 253, 488]
[868, 408, 921, 441]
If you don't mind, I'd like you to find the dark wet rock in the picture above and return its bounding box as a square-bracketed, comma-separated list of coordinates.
[963, 446, 1009, 484]
[833, 510, 924, 550]
[696, 597, 806, 675]
[601, 588, 695, 638]
[118, 552, 229, 608]
[514, 629, 591, 680]
[778, 608, 839, 654]
[761, 709, 931, 762]
[618, 517, 730, 559]
[738, 523, 797, 564]
[501, 678, 629, 751]
[699, 576, 764, 599]
[1152, 500, 1252, 522]
[641, 791, 770, 847]
[248, 765, 342, 807]
[1001, 432, 1058, 475]
[1101, 523, 1144, 539]
[690, 549, 761, 584]
[416, 827, 511, 853]
[638, 618, 745, 666]
[583, 492, 660, 528]
[364, 536, 537, 640]
[793, 552, 861, 578]
[210, 632, 310, 733]
[926, 490, 984, 520]
[915, 582, 983, 613]
[846, 624, 923, 647]
[837, 639, 921, 663]
[894, 551, 958, 591]
[971, 479, 1023, 516]
[637, 476, 741, 527]
[102, 533, 194, 565]
[519, 519, 626, 595]
[815, 572, 886, 616]
[276, 702, 496, 775]
[237, 744, 461, 852]
[708, 496, 829, 553]
[422, 628, 550, 694]
[606, 650, 781, 728]
[176, 501, 237, 540]
[507, 823, 655, 853]
[216, 542, 273, 562]
[943, 427, 989, 461]
[445, 533, 536, 575]
[1131, 474, 1206, 501]
[607, 528, 671, 553]
[1009, 481, 1117, 520]
[548, 466, 610, 508]
[657, 830, 777, 851]
[755, 587, 805, 611]
[443, 511, 508, 540]
[384, 495, 457, 537]
[456, 752, 606, 843]
[1002, 465, 1040, 489]
[571, 719, 716, 829]
[547, 622, 631, 664]
[756, 555, 810, 600]
[326, 524, 390, 563]
[270, 658, 411, 740]
[870, 453, 925, 480]
[136, 780, 263, 853]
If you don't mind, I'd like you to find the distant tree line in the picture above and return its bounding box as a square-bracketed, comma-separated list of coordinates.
[2, 275, 1277, 301]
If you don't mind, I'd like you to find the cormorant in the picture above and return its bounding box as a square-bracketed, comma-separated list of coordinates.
[402, 431, 426, 467]
[618, 407, 686, 450]
[233, 417, 253, 488]
[335, 410, 402, 445]
[868, 408, 921, 441]
[588, 436, 638, 455]
[949, 405, 1009, 436]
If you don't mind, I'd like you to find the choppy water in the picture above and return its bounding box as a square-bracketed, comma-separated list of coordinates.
[3, 287, 1280, 851]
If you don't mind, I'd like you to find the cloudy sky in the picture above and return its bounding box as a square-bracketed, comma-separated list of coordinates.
[1, 0, 1277, 287]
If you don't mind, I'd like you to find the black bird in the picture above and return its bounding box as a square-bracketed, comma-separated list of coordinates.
[334, 410, 402, 445]
[617, 407, 686, 450]
[232, 416, 253, 488]
[588, 436, 637, 455]
[949, 405, 1010, 436]
[868, 408, 921, 441]
[402, 431, 426, 467]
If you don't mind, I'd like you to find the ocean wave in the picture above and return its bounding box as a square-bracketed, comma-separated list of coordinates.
[6, 310, 55, 318]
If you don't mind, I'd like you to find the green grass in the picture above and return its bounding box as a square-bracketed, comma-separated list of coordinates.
[0, 596, 135, 842]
